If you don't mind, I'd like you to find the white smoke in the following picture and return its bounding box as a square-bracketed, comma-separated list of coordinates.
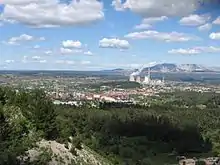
[130, 61, 157, 76]
[130, 70, 140, 76]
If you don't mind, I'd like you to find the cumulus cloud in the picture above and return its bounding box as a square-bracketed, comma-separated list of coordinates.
[168, 48, 200, 55]
[0, 0, 104, 28]
[213, 16, 220, 25]
[45, 50, 52, 55]
[209, 32, 220, 40]
[142, 16, 168, 24]
[135, 16, 167, 30]
[55, 60, 75, 65]
[33, 45, 40, 49]
[6, 34, 45, 45]
[0, 0, 42, 5]
[84, 51, 93, 55]
[62, 40, 82, 48]
[198, 23, 212, 31]
[112, 0, 124, 11]
[112, 0, 201, 17]
[179, 14, 210, 26]
[125, 30, 199, 42]
[0, 16, 17, 24]
[60, 47, 82, 54]
[60, 48, 73, 54]
[32, 56, 41, 60]
[39, 60, 47, 63]
[168, 46, 220, 55]
[5, 60, 15, 63]
[99, 38, 130, 49]
[134, 24, 152, 30]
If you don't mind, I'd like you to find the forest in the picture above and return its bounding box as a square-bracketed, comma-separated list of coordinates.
[0, 87, 219, 165]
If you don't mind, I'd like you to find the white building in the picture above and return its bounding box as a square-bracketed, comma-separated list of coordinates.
[129, 75, 135, 82]
[136, 76, 141, 83]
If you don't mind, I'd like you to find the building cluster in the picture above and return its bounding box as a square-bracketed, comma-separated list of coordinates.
[129, 68, 165, 86]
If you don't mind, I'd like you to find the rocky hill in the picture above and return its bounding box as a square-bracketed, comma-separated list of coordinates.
[142, 63, 213, 73]
[21, 139, 111, 165]
[105, 63, 218, 75]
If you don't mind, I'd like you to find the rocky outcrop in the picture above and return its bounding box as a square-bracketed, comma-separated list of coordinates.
[21, 139, 112, 165]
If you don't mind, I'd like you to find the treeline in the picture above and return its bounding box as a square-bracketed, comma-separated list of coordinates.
[0, 87, 58, 165]
[56, 107, 216, 164]
[0, 87, 219, 165]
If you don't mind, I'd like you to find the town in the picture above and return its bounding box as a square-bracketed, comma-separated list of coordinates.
[0, 69, 220, 105]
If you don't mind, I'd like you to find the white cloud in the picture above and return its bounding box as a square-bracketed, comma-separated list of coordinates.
[209, 32, 220, 40]
[84, 51, 93, 55]
[60, 48, 73, 54]
[9, 34, 33, 43]
[81, 60, 91, 65]
[168, 48, 200, 55]
[213, 16, 220, 25]
[0, 15, 17, 24]
[168, 46, 220, 55]
[60, 47, 83, 54]
[5, 60, 15, 63]
[112, 0, 124, 11]
[62, 40, 82, 48]
[32, 56, 41, 60]
[179, 14, 210, 26]
[0, 0, 104, 28]
[99, 38, 130, 49]
[134, 24, 152, 30]
[33, 45, 40, 49]
[125, 30, 199, 42]
[0, 0, 42, 5]
[112, 0, 200, 17]
[55, 60, 75, 65]
[198, 23, 212, 31]
[135, 16, 168, 30]
[142, 16, 168, 24]
[45, 50, 52, 55]
[39, 60, 47, 63]
[7, 34, 45, 45]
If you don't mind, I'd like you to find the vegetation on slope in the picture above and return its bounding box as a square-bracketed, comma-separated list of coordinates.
[0, 87, 219, 165]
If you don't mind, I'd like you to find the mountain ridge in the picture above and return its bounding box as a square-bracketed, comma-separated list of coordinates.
[104, 63, 220, 74]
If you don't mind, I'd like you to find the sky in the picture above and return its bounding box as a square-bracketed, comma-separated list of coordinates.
[0, 0, 219, 70]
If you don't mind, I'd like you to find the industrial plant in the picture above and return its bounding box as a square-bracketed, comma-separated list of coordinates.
[129, 65, 165, 86]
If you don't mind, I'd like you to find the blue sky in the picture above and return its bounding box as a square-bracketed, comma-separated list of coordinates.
[0, 0, 219, 70]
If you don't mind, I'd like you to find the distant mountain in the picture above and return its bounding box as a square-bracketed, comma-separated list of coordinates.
[177, 64, 211, 72]
[142, 63, 213, 73]
[143, 63, 182, 72]
[207, 66, 220, 72]
[102, 63, 219, 75]
[111, 68, 125, 72]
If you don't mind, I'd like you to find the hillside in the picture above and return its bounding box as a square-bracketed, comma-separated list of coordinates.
[22, 140, 111, 165]
[142, 63, 213, 73]
[0, 88, 111, 165]
[104, 63, 218, 75]
[0, 87, 219, 165]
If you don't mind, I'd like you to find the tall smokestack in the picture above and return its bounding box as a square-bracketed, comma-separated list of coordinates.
[136, 76, 141, 83]
[129, 75, 135, 82]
